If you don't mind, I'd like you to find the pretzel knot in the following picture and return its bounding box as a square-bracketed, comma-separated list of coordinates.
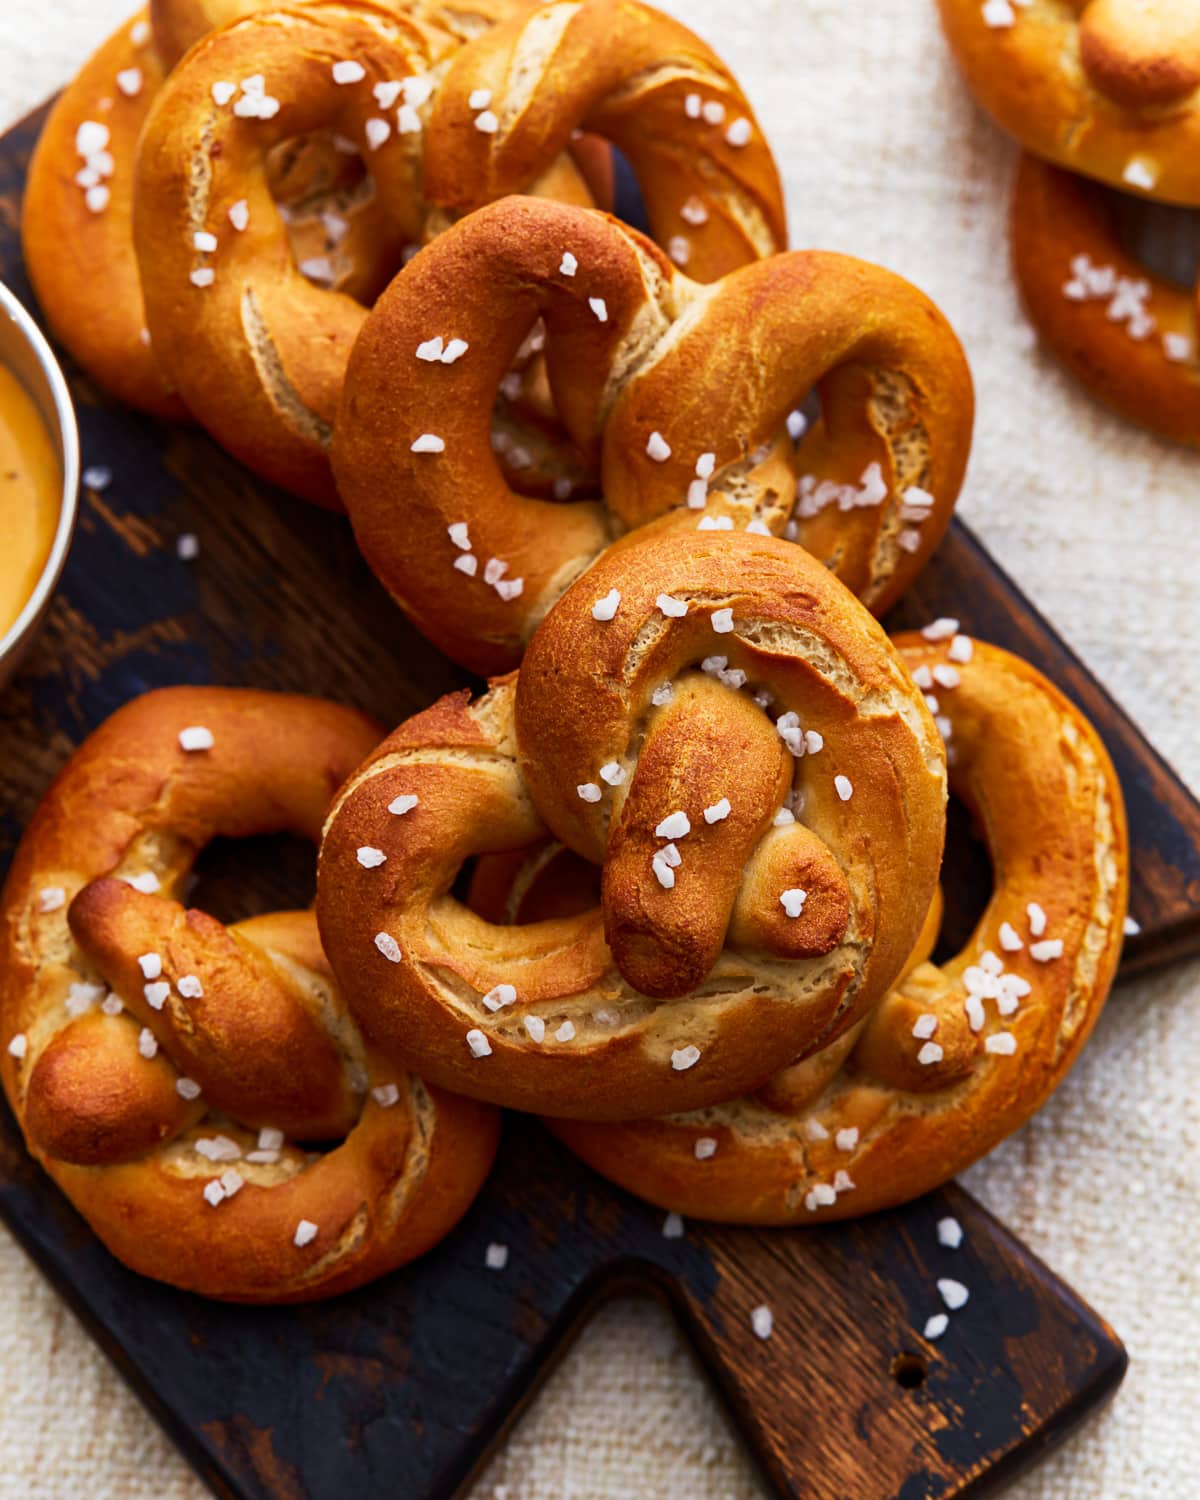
[334, 196, 973, 674]
[316, 531, 947, 1121]
[549, 635, 1130, 1222]
[1011, 154, 1200, 445]
[0, 688, 498, 1302]
[938, 0, 1200, 204]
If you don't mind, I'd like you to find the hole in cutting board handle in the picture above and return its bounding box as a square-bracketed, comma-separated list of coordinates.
[891, 1352, 928, 1390]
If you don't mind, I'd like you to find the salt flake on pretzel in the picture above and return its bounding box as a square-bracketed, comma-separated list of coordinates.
[315, 531, 947, 1121]
[333, 196, 973, 673]
[0, 687, 498, 1302]
[548, 636, 1129, 1221]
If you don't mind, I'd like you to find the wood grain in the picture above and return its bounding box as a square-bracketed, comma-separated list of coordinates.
[6, 101, 1195, 1500]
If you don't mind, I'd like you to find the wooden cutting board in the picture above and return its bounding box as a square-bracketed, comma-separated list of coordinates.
[2, 102, 1199, 1500]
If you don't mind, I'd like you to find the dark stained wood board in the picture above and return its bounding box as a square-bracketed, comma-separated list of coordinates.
[2, 99, 1197, 1500]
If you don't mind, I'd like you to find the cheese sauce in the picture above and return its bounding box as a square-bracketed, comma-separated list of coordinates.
[0, 364, 60, 640]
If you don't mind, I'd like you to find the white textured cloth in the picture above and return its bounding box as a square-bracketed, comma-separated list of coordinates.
[1, 2, 1197, 1497]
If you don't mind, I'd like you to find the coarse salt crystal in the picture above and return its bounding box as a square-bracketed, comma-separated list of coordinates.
[138, 1027, 158, 1059]
[179, 725, 214, 752]
[834, 775, 853, 802]
[417, 336, 445, 361]
[704, 798, 731, 824]
[1030, 938, 1063, 961]
[448, 521, 471, 549]
[751, 1304, 773, 1339]
[465, 1028, 492, 1058]
[124, 872, 160, 894]
[937, 1215, 963, 1249]
[912, 1013, 938, 1039]
[388, 794, 419, 816]
[947, 634, 973, 664]
[938, 1277, 969, 1310]
[193, 230, 218, 253]
[294, 1219, 318, 1247]
[176, 1076, 202, 1100]
[144, 981, 170, 1010]
[332, 60, 366, 84]
[577, 782, 602, 803]
[177, 975, 203, 999]
[701, 100, 726, 125]
[695, 1137, 718, 1159]
[922, 617, 959, 641]
[932, 664, 960, 689]
[189, 267, 214, 288]
[483, 983, 517, 1012]
[453, 554, 478, 576]
[524, 1015, 546, 1043]
[779, 888, 808, 919]
[7, 1034, 27, 1059]
[212, 81, 237, 106]
[203, 1180, 226, 1207]
[474, 109, 499, 134]
[646, 431, 671, 462]
[374, 932, 402, 963]
[599, 761, 626, 786]
[656, 593, 688, 618]
[672, 1045, 701, 1071]
[485, 1242, 508, 1269]
[39, 887, 65, 913]
[588, 297, 608, 322]
[924, 1313, 949, 1339]
[411, 433, 445, 453]
[985, 1032, 1018, 1054]
[998, 921, 1023, 951]
[559, 251, 578, 276]
[1026, 902, 1047, 936]
[725, 117, 751, 147]
[662, 1212, 684, 1238]
[917, 1041, 944, 1065]
[372, 1083, 400, 1107]
[656, 811, 691, 839]
[835, 1127, 858, 1151]
[592, 588, 620, 621]
[357, 846, 387, 869]
[555, 1020, 576, 1043]
[711, 607, 734, 634]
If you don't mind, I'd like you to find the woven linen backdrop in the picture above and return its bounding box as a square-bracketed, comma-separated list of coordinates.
[0, 1, 1196, 1496]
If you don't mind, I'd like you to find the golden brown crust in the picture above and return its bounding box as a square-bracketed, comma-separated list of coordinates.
[938, 0, 1200, 204]
[422, 0, 786, 280]
[0, 686, 499, 1302]
[333, 195, 973, 673]
[1011, 151, 1200, 445]
[316, 531, 946, 1121]
[22, 11, 188, 419]
[548, 636, 1129, 1223]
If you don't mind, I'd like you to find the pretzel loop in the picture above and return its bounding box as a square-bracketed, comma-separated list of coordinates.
[316, 531, 946, 1121]
[0, 688, 498, 1301]
[422, 0, 786, 279]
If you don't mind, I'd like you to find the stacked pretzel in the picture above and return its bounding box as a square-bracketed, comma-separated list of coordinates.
[938, 0, 1200, 444]
[23, 0, 781, 502]
[5, 0, 1132, 1304]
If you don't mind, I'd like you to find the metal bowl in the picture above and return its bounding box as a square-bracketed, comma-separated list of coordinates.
[0, 280, 79, 689]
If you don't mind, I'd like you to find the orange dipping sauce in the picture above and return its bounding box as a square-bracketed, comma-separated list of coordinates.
[0, 364, 60, 639]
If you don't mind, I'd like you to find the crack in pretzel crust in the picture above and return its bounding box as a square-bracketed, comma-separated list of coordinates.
[545, 635, 1129, 1224]
[315, 531, 947, 1121]
[0, 687, 499, 1302]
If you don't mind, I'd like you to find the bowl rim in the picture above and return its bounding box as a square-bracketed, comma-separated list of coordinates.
[0, 278, 80, 667]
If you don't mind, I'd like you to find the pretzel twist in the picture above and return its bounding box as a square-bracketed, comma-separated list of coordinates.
[316, 531, 947, 1121]
[1012, 153, 1200, 444]
[0, 687, 498, 1302]
[549, 635, 1129, 1221]
[333, 195, 973, 673]
[938, 0, 1200, 205]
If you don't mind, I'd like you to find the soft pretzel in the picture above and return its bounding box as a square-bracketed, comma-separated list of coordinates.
[333, 195, 974, 674]
[549, 633, 1129, 1222]
[420, 0, 785, 281]
[23, 1, 607, 431]
[131, 0, 774, 505]
[315, 530, 947, 1121]
[937, 0, 1200, 205]
[0, 687, 499, 1302]
[1011, 152, 1200, 444]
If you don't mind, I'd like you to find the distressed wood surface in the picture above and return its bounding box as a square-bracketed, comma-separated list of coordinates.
[7, 100, 1199, 1499]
